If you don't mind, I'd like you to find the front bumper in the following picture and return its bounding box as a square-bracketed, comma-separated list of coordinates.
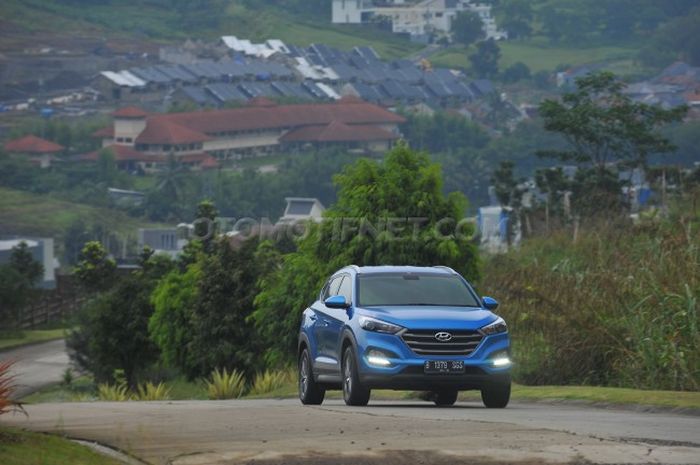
[356, 330, 511, 390]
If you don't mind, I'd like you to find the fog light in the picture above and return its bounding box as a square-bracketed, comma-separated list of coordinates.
[492, 356, 511, 367]
[366, 349, 392, 367]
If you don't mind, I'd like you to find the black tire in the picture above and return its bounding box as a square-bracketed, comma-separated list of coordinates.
[433, 389, 459, 407]
[342, 347, 371, 406]
[299, 348, 325, 405]
[481, 381, 511, 408]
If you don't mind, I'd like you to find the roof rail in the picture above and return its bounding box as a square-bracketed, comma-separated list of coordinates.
[433, 265, 457, 274]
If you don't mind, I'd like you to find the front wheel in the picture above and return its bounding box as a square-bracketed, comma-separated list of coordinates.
[342, 347, 371, 406]
[481, 381, 511, 408]
[299, 348, 325, 405]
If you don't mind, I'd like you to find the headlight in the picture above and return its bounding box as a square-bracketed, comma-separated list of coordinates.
[480, 317, 507, 335]
[359, 316, 403, 334]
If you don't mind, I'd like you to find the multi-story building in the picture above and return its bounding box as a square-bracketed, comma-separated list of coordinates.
[332, 0, 507, 42]
[91, 97, 404, 172]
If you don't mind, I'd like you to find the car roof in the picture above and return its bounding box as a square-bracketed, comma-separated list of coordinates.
[339, 265, 456, 276]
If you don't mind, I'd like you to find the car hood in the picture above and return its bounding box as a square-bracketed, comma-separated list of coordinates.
[356, 306, 497, 331]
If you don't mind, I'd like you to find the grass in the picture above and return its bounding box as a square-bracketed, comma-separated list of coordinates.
[0, 187, 162, 249]
[0, 427, 124, 465]
[500, 385, 700, 410]
[0, 329, 65, 351]
[23, 375, 700, 410]
[1, 0, 420, 60]
[431, 38, 645, 76]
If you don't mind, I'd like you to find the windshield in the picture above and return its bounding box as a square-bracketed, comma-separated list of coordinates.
[357, 273, 481, 307]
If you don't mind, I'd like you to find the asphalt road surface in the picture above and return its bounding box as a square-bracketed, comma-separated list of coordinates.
[3, 398, 699, 465]
[0, 339, 70, 399]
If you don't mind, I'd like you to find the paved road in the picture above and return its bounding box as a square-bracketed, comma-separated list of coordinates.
[0, 339, 70, 399]
[3, 399, 698, 465]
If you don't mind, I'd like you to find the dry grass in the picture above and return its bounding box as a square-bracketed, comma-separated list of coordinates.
[482, 199, 700, 391]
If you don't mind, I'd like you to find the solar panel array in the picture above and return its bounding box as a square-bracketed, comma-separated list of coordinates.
[176, 81, 334, 105]
[103, 41, 493, 107]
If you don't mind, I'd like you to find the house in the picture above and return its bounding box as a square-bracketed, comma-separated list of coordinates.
[138, 227, 191, 258]
[331, 0, 507, 42]
[0, 238, 57, 289]
[90, 98, 404, 169]
[4, 135, 64, 168]
[278, 198, 326, 224]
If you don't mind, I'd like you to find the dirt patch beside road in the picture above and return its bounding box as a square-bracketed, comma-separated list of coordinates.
[4, 399, 699, 465]
[232, 451, 585, 465]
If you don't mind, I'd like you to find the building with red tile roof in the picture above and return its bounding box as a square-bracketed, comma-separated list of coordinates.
[5, 135, 64, 154]
[82, 144, 218, 173]
[281, 121, 397, 151]
[112, 106, 149, 118]
[93, 99, 404, 169]
[4, 135, 65, 168]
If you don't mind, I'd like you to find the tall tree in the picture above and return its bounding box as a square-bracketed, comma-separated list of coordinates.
[67, 253, 171, 388]
[74, 241, 117, 292]
[538, 72, 688, 171]
[452, 10, 484, 46]
[499, 0, 533, 39]
[252, 143, 480, 364]
[0, 242, 44, 328]
[538, 72, 687, 216]
[469, 39, 501, 78]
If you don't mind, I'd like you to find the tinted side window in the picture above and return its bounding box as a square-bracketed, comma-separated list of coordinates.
[337, 276, 353, 303]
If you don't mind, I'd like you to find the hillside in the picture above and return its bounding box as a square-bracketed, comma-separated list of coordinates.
[0, 0, 420, 59]
[0, 187, 163, 258]
[432, 40, 646, 77]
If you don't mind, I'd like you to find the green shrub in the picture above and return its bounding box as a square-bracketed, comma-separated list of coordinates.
[249, 369, 294, 396]
[97, 383, 130, 401]
[206, 368, 246, 400]
[61, 368, 74, 387]
[135, 382, 171, 401]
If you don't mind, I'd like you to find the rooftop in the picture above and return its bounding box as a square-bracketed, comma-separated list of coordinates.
[4, 135, 65, 154]
[112, 106, 149, 118]
[133, 99, 404, 144]
[280, 121, 397, 143]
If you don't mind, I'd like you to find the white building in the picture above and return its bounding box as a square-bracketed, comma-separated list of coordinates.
[278, 198, 326, 225]
[332, 0, 506, 41]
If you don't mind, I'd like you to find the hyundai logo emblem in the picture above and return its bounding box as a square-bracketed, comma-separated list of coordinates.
[435, 332, 452, 342]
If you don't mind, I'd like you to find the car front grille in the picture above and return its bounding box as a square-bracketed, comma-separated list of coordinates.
[400, 329, 484, 356]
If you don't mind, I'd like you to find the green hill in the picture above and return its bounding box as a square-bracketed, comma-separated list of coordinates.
[0, 0, 420, 59]
[0, 187, 163, 257]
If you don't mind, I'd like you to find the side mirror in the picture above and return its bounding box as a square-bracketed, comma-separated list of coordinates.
[325, 295, 350, 309]
[482, 296, 499, 311]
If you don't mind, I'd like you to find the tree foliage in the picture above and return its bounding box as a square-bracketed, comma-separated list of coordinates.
[399, 111, 489, 154]
[452, 10, 484, 46]
[469, 39, 501, 78]
[73, 241, 117, 292]
[538, 72, 688, 170]
[149, 200, 284, 379]
[252, 144, 480, 364]
[0, 242, 44, 328]
[68, 252, 172, 387]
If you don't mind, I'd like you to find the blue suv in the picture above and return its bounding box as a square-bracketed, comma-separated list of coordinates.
[298, 265, 512, 408]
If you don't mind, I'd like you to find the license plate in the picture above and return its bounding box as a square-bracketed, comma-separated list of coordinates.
[424, 360, 465, 374]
